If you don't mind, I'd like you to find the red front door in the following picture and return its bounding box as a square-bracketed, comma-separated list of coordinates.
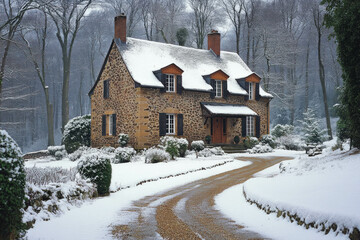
[212, 117, 226, 143]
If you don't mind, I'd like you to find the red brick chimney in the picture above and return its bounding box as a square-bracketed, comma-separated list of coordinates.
[114, 14, 126, 43]
[208, 30, 220, 57]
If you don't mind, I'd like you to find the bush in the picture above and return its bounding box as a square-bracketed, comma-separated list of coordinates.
[191, 140, 205, 158]
[248, 143, 273, 154]
[77, 153, 112, 196]
[145, 148, 170, 163]
[68, 146, 89, 162]
[271, 124, 294, 138]
[243, 137, 259, 149]
[0, 130, 26, 239]
[47, 145, 65, 156]
[62, 115, 91, 154]
[276, 135, 305, 151]
[198, 147, 225, 157]
[113, 147, 136, 163]
[25, 167, 77, 185]
[101, 146, 115, 153]
[205, 135, 211, 144]
[118, 133, 129, 147]
[260, 135, 276, 148]
[54, 150, 67, 160]
[159, 136, 188, 159]
[234, 135, 240, 144]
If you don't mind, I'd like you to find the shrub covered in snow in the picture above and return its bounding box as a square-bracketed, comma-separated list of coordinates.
[68, 146, 89, 162]
[113, 147, 136, 163]
[77, 153, 112, 195]
[243, 137, 259, 149]
[191, 140, 205, 158]
[159, 136, 189, 159]
[299, 108, 326, 144]
[54, 150, 67, 160]
[276, 135, 306, 151]
[101, 146, 115, 153]
[0, 130, 26, 239]
[25, 167, 77, 185]
[145, 148, 170, 163]
[47, 145, 65, 156]
[248, 143, 273, 154]
[271, 124, 294, 138]
[62, 115, 91, 154]
[118, 133, 129, 147]
[198, 147, 225, 157]
[260, 135, 277, 148]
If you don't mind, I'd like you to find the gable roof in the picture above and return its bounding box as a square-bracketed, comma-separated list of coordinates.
[115, 38, 266, 95]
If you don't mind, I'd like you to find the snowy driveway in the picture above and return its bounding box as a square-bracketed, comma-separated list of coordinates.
[111, 156, 290, 239]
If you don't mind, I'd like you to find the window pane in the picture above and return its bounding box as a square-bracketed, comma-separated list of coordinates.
[166, 114, 175, 134]
[215, 80, 222, 97]
[166, 74, 175, 92]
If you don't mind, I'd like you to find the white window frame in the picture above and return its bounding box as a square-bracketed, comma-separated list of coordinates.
[215, 80, 222, 97]
[246, 116, 254, 137]
[108, 115, 114, 136]
[166, 114, 175, 135]
[166, 74, 175, 92]
[249, 82, 254, 100]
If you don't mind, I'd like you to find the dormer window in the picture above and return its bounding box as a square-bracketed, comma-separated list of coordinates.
[249, 82, 254, 100]
[215, 80, 222, 97]
[166, 74, 175, 92]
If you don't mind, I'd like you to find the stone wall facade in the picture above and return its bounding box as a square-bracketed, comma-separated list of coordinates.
[91, 45, 271, 149]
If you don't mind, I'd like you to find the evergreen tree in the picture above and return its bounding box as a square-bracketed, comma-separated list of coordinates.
[322, 0, 360, 148]
[176, 28, 189, 46]
[299, 108, 326, 144]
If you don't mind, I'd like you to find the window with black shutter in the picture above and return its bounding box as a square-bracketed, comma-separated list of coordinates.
[103, 80, 109, 99]
[256, 116, 261, 138]
[241, 117, 246, 137]
[159, 113, 166, 136]
[177, 114, 183, 136]
[112, 114, 117, 136]
[102, 115, 106, 136]
[177, 75, 182, 94]
[255, 83, 260, 100]
[222, 81, 228, 99]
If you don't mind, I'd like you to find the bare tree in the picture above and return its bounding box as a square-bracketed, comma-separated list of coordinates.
[222, 0, 244, 55]
[243, 0, 259, 66]
[189, 0, 217, 49]
[312, 2, 332, 139]
[44, 0, 93, 132]
[20, 9, 55, 146]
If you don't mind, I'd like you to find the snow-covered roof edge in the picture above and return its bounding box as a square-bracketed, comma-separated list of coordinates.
[201, 102, 258, 116]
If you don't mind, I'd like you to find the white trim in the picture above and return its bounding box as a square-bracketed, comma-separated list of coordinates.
[109, 115, 113, 136]
[215, 80, 222, 97]
[249, 82, 254, 100]
[166, 114, 175, 135]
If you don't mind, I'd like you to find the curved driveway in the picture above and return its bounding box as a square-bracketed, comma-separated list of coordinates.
[112, 156, 291, 239]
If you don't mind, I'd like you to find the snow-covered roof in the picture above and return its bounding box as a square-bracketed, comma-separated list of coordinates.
[115, 38, 262, 94]
[201, 102, 258, 116]
[260, 86, 273, 98]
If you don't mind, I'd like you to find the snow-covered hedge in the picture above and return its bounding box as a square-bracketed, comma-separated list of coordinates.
[0, 130, 26, 239]
[271, 124, 294, 138]
[26, 167, 77, 185]
[113, 147, 136, 163]
[145, 148, 170, 163]
[276, 135, 306, 151]
[191, 140, 205, 152]
[77, 153, 112, 196]
[118, 133, 129, 147]
[198, 147, 225, 157]
[248, 143, 273, 154]
[62, 115, 91, 154]
[243, 137, 259, 149]
[260, 135, 277, 148]
[47, 145, 65, 156]
[159, 136, 189, 159]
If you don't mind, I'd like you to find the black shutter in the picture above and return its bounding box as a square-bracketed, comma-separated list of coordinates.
[210, 79, 215, 99]
[255, 83, 260, 100]
[210, 118, 213, 135]
[159, 113, 166, 136]
[102, 115, 106, 136]
[103, 80, 109, 99]
[160, 73, 166, 93]
[112, 114, 117, 136]
[222, 81, 228, 99]
[241, 117, 246, 137]
[177, 75, 182, 94]
[245, 81, 249, 101]
[256, 116, 261, 138]
[177, 114, 183, 136]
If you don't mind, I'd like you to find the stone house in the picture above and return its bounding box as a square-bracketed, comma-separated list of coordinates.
[89, 15, 273, 149]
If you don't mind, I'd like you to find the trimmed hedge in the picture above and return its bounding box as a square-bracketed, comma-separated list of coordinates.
[62, 115, 91, 154]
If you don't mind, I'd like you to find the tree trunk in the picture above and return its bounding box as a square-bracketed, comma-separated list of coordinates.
[0, 38, 11, 106]
[45, 88, 55, 146]
[305, 42, 310, 111]
[62, 55, 70, 132]
[317, 29, 333, 140]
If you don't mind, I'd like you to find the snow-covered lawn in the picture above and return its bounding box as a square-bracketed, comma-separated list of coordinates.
[26, 156, 250, 239]
[215, 141, 359, 240]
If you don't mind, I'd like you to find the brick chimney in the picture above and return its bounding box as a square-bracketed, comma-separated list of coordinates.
[208, 30, 220, 57]
[114, 14, 126, 43]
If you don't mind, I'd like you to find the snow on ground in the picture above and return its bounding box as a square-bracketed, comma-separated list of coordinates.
[26, 159, 250, 240]
[215, 141, 359, 240]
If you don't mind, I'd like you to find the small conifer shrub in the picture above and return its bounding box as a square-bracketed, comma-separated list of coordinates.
[118, 133, 129, 147]
[0, 130, 26, 239]
[77, 154, 112, 196]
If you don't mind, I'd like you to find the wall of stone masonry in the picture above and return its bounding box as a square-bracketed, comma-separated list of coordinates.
[91, 43, 139, 148]
[91, 44, 271, 149]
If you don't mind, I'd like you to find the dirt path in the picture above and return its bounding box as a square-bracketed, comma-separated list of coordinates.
[112, 156, 292, 240]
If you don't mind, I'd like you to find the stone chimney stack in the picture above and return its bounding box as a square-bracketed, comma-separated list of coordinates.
[114, 14, 126, 43]
[207, 30, 220, 57]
